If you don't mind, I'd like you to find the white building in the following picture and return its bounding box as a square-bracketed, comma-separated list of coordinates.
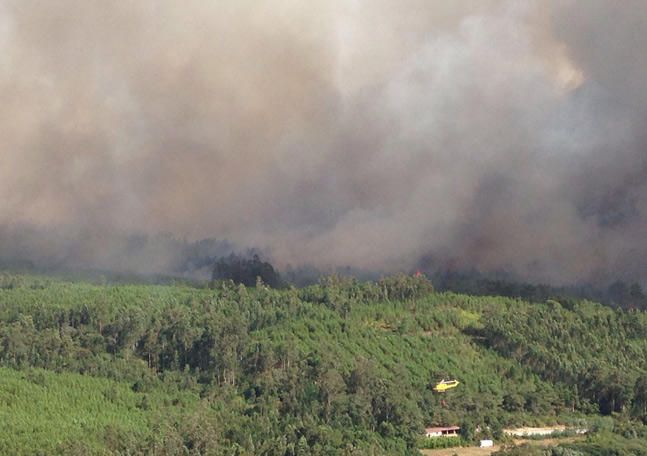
[425, 426, 460, 438]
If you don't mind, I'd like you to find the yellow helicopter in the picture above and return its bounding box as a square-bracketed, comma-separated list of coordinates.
[433, 379, 460, 392]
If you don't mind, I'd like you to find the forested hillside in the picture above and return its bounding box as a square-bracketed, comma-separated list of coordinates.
[0, 273, 645, 455]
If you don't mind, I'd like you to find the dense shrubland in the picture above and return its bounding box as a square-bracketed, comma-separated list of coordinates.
[0, 272, 645, 454]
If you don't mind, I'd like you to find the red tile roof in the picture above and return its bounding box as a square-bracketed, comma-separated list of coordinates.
[425, 426, 460, 433]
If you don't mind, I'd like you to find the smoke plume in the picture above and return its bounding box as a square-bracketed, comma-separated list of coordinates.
[1, 0, 646, 284]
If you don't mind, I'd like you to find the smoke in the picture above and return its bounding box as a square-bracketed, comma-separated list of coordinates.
[0, 0, 645, 284]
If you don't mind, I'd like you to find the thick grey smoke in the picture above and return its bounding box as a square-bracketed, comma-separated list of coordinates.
[0, 0, 645, 284]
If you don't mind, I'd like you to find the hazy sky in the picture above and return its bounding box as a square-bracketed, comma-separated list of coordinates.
[1, 0, 646, 283]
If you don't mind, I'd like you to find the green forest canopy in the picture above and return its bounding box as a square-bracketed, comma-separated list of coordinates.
[0, 272, 645, 455]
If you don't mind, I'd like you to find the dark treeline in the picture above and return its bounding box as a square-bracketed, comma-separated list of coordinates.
[1, 225, 645, 313]
[211, 255, 647, 312]
[213, 256, 647, 313]
[431, 270, 647, 311]
[212, 254, 284, 288]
